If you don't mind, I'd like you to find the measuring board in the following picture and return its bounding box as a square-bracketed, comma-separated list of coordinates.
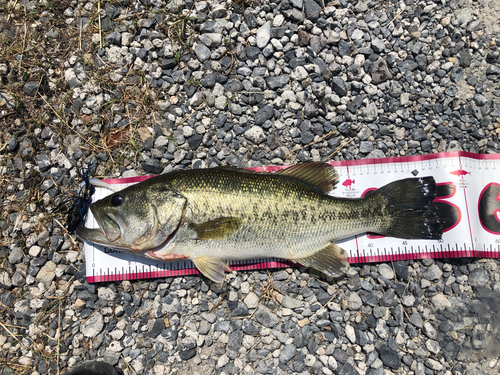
[84, 151, 500, 283]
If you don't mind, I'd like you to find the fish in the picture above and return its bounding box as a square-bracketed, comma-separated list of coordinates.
[449, 169, 471, 176]
[77, 162, 442, 283]
[342, 178, 355, 187]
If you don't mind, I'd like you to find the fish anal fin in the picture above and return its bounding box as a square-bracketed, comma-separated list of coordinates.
[192, 256, 227, 283]
[295, 243, 348, 277]
[276, 162, 339, 194]
[190, 217, 242, 240]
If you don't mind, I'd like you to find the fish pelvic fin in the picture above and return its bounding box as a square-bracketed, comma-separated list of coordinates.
[276, 162, 339, 194]
[296, 243, 348, 277]
[368, 177, 443, 239]
[189, 217, 242, 240]
[192, 256, 228, 283]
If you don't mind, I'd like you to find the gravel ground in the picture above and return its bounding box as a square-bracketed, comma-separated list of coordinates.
[1, 0, 500, 374]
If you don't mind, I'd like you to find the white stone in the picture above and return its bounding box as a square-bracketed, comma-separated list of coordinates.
[244, 292, 259, 309]
[256, 22, 271, 48]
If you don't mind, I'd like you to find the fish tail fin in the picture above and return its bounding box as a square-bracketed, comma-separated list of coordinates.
[368, 177, 443, 239]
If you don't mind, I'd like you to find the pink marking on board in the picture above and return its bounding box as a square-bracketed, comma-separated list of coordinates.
[342, 178, 355, 187]
[449, 169, 471, 177]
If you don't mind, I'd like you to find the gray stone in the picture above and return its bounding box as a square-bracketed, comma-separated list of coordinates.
[254, 305, 279, 328]
[244, 126, 266, 144]
[8, 247, 23, 264]
[426, 264, 442, 281]
[348, 293, 362, 310]
[279, 344, 296, 363]
[23, 81, 39, 97]
[0, 271, 12, 289]
[36, 261, 56, 287]
[81, 312, 104, 338]
[194, 43, 211, 62]
[468, 269, 489, 286]
[266, 75, 289, 89]
[200, 33, 222, 48]
[282, 295, 304, 309]
[11, 272, 25, 287]
[366, 150, 385, 159]
[379, 264, 394, 279]
[423, 321, 437, 339]
[103, 350, 121, 366]
[424, 358, 443, 371]
[36, 152, 51, 172]
[371, 38, 385, 53]
[359, 141, 373, 153]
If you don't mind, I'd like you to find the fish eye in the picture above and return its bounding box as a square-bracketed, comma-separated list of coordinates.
[111, 194, 123, 206]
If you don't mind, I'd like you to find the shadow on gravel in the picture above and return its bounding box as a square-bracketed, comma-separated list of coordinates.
[436, 286, 500, 362]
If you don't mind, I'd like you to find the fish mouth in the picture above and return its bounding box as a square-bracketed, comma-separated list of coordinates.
[76, 205, 122, 246]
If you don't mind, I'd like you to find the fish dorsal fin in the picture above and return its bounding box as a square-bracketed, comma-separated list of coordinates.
[275, 162, 339, 193]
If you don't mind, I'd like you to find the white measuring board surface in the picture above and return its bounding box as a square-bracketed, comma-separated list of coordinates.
[84, 151, 500, 283]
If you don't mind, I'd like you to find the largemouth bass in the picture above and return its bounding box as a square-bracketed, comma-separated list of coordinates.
[77, 162, 442, 282]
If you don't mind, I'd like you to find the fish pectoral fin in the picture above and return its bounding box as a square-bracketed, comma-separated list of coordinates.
[192, 256, 227, 283]
[275, 162, 339, 194]
[189, 217, 242, 240]
[295, 243, 348, 277]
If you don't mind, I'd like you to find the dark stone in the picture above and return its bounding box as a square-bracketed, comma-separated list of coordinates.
[338, 40, 355, 56]
[338, 362, 361, 375]
[141, 159, 163, 174]
[378, 344, 401, 369]
[347, 95, 364, 113]
[200, 73, 216, 88]
[242, 320, 259, 335]
[255, 105, 274, 125]
[179, 348, 196, 360]
[450, 67, 464, 83]
[246, 46, 260, 61]
[23, 81, 39, 96]
[304, 0, 321, 22]
[148, 318, 165, 338]
[63, 360, 123, 375]
[162, 58, 176, 69]
[398, 59, 419, 72]
[104, 30, 121, 45]
[231, 303, 249, 317]
[380, 288, 396, 306]
[188, 134, 203, 150]
[36, 152, 51, 172]
[486, 65, 500, 75]
[459, 49, 472, 67]
[227, 330, 244, 352]
[332, 77, 347, 96]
